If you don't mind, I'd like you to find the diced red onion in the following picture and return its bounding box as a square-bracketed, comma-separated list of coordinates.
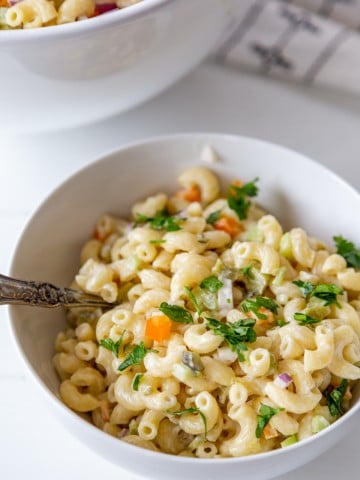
[119, 428, 129, 438]
[95, 3, 118, 14]
[274, 372, 293, 389]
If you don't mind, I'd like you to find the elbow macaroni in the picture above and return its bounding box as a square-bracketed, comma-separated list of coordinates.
[53, 164, 360, 458]
[1, 0, 142, 29]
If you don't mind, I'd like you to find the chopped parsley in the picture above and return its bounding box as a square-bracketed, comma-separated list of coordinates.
[159, 302, 193, 324]
[184, 287, 202, 316]
[293, 312, 321, 326]
[149, 239, 166, 244]
[134, 210, 183, 232]
[241, 296, 279, 320]
[227, 178, 259, 220]
[325, 379, 348, 418]
[167, 407, 207, 438]
[206, 210, 222, 225]
[200, 275, 224, 293]
[293, 280, 314, 297]
[334, 235, 360, 269]
[118, 342, 158, 372]
[132, 373, 144, 391]
[240, 265, 253, 279]
[293, 280, 343, 307]
[100, 331, 125, 357]
[206, 317, 256, 361]
[256, 403, 283, 438]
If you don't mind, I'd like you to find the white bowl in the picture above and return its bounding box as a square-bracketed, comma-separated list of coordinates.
[0, 0, 240, 133]
[9, 133, 360, 480]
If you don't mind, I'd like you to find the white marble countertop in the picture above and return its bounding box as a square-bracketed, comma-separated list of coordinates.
[1, 62, 360, 479]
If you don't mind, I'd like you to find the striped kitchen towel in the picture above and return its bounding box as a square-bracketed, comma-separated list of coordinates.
[216, 0, 360, 94]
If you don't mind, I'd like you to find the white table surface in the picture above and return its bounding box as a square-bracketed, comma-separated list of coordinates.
[1, 62, 360, 479]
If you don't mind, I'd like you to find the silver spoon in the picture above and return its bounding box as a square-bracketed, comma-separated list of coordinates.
[0, 274, 114, 309]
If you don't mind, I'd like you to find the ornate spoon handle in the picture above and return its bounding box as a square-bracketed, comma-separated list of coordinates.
[0, 274, 113, 309]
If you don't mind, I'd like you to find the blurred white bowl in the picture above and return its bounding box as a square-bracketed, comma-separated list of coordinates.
[0, 0, 240, 133]
[9, 133, 360, 480]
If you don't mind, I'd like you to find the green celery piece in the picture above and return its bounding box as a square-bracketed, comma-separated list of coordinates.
[280, 233, 294, 260]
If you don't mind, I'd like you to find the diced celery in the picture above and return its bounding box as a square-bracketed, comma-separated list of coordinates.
[280, 233, 294, 260]
[304, 297, 331, 320]
[200, 289, 218, 310]
[272, 267, 287, 286]
[129, 418, 139, 435]
[247, 226, 265, 243]
[311, 415, 330, 433]
[280, 435, 298, 448]
[172, 363, 195, 383]
[182, 351, 204, 372]
[243, 266, 268, 295]
[212, 259, 225, 275]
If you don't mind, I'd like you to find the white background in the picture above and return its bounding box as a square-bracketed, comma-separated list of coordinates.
[1, 62, 360, 479]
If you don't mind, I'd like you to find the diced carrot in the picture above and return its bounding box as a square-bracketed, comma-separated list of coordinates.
[344, 386, 352, 401]
[92, 227, 109, 241]
[0, 0, 9, 6]
[176, 185, 201, 202]
[263, 422, 278, 440]
[232, 179, 243, 188]
[247, 307, 275, 325]
[214, 217, 243, 237]
[145, 315, 172, 342]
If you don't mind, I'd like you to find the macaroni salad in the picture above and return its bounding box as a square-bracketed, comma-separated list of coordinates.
[53, 165, 360, 458]
[0, 0, 142, 29]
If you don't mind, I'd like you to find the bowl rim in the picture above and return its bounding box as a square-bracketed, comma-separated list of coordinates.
[8, 132, 360, 465]
[0, 0, 173, 44]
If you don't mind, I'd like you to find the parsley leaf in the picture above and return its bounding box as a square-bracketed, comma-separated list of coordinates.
[241, 296, 279, 320]
[118, 342, 158, 372]
[311, 284, 343, 307]
[256, 403, 283, 438]
[227, 178, 259, 220]
[100, 332, 125, 357]
[292, 280, 313, 297]
[206, 210, 222, 225]
[184, 287, 202, 316]
[334, 235, 360, 269]
[325, 379, 348, 418]
[167, 407, 207, 438]
[206, 317, 256, 361]
[293, 280, 343, 307]
[149, 239, 166, 244]
[134, 210, 183, 232]
[159, 302, 193, 324]
[200, 275, 224, 293]
[240, 265, 253, 279]
[293, 312, 321, 325]
[132, 373, 144, 391]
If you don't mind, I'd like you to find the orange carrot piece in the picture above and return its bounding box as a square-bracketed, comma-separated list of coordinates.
[247, 307, 275, 325]
[232, 179, 244, 188]
[214, 217, 243, 237]
[263, 422, 278, 440]
[176, 185, 201, 202]
[145, 315, 172, 342]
